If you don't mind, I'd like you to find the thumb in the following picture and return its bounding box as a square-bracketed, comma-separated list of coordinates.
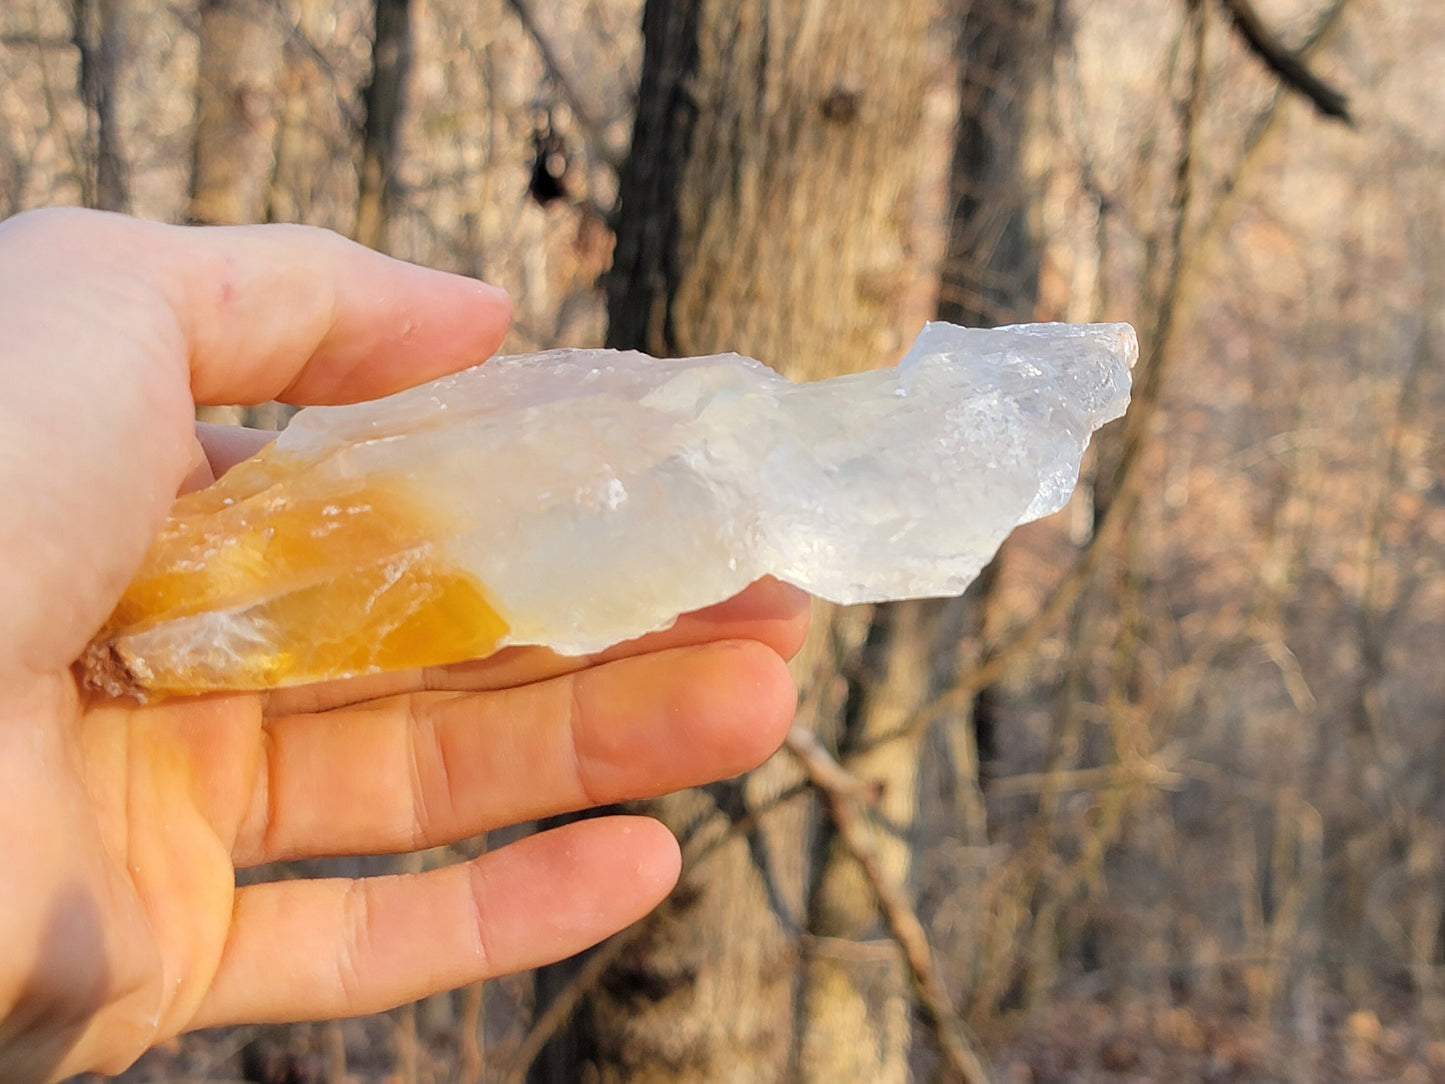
[0, 209, 510, 684]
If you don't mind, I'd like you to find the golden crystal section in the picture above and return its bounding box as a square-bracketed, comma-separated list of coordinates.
[90, 448, 509, 698]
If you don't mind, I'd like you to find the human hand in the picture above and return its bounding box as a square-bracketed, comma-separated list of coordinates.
[0, 209, 808, 1082]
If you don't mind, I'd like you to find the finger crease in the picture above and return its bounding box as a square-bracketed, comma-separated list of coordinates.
[253, 727, 283, 863]
[404, 696, 439, 852]
[566, 676, 602, 808]
[464, 861, 497, 973]
[336, 880, 372, 1007]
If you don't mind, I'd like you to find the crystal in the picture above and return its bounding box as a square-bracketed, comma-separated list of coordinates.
[81, 321, 1137, 699]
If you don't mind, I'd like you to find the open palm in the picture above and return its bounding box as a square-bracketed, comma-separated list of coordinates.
[0, 210, 807, 1082]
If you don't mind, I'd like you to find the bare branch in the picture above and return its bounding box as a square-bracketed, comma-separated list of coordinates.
[0, 33, 71, 47]
[1217, 0, 1352, 123]
[786, 728, 994, 1084]
[499, 781, 816, 1082]
[71, 0, 132, 211]
[1181, 0, 1350, 304]
[861, 0, 1233, 760]
[499, 926, 638, 1084]
[986, 739, 1191, 798]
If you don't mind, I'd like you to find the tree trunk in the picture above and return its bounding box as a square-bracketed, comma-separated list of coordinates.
[534, 1, 940, 1080]
[189, 0, 285, 226]
[939, 0, 1046, 329]
[795, 599, 949, 1084]
[355, 0, 412, 250]
[931, 0, 1050, 994]
[71, 0, 130, 212]
[604, 0, 936, 375]
[189, 0, 288, 428]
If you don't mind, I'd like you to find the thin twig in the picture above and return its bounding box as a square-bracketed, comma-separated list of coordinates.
[859, 497, 1127, 754]
[985, 739, 1191, 799]
[499, 781, 817, 1082]
[504, 0, 624, 170]
[1, 31, 70, 46]
[786, 728, 993, 1084]
[499, 928, 637, 1084]
[1195, 0, 1349, 248]
[1216, 0, 1352, 123]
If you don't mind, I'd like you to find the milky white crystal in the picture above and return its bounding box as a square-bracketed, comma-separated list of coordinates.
[87, 321, 1136, 696]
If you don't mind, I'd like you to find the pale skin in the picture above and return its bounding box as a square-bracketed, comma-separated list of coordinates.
[0, 208, 809, 1082]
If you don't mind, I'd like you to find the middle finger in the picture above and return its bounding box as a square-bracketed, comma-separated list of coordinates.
[261, 576, 811, 716]
[231, 638, 796, 867]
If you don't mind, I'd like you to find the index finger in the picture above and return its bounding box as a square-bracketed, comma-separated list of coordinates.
[158, 221, 511, 406]
[6, 209, 512, 408]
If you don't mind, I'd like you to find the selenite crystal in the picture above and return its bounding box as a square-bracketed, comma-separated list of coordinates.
[82, 321, 1137, 698]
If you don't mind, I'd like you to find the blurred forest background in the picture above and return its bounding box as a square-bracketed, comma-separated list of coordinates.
[3, 0, 1444, 1080]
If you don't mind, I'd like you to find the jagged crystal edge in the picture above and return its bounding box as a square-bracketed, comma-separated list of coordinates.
[113, 320, 1137, 672]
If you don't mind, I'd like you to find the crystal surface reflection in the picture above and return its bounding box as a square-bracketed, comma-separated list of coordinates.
[82, 321, 1137, 698]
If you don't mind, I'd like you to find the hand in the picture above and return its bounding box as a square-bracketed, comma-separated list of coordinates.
[0, 209, 808, 1082]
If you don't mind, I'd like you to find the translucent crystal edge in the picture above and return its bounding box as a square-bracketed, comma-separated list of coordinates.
[95, 320, 1138, 691]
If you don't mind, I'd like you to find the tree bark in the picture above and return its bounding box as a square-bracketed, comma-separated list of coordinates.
[535, 1, 940, 1080]
[71, 0, 130, 212]
[355, 0, 412, 249]
[189, 0, 288, 428]
[533, 0, 1058, 1076]
[605, 0, 936, 376]
[939, 0, 1047, 328]
[189, 0, 285, 226]
[795, 600, 942, 1084]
